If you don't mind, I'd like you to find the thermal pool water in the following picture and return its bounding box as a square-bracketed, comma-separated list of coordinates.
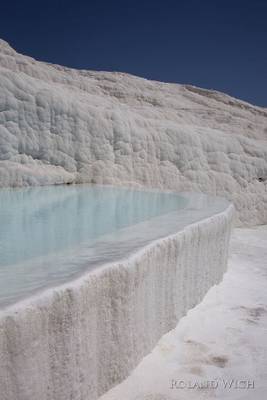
[0, 184, 233, 400]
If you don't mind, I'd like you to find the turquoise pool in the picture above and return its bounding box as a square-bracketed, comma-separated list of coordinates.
[0, 185, 191, 307]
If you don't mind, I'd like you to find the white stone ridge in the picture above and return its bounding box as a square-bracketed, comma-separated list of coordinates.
[100, 225, 267, 400]
[0, 203, 234, 400]
[0, 39, 266, 225]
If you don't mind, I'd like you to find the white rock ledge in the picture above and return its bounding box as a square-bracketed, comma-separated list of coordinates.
[0, 201, 234, 400]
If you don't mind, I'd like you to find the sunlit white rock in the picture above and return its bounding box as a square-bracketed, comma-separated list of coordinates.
[0, 198, 233, 400]
[0, 38, 266, 225]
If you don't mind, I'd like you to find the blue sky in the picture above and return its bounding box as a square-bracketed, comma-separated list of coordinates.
[1, 0, 266, 106]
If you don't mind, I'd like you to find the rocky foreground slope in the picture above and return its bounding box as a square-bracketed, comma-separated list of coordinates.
[0, 39, 266, 225]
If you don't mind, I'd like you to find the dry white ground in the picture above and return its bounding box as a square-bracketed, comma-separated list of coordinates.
[100, 226, 267, 400]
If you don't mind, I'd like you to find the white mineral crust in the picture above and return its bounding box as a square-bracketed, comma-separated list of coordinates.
[0, 39, 266, 225]
[0, 204, 233, 400]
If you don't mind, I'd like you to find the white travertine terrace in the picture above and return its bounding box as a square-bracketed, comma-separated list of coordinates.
[0, 37, 262, 399]
[0, 198, 234, 400]
[0, 39, 266, 225]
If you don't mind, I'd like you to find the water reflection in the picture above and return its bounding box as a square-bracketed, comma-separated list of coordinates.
[0, 185, 186, 268]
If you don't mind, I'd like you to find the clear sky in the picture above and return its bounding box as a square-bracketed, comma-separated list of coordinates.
[1, 0, 266, 106]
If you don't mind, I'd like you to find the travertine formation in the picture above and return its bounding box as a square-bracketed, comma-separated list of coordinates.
[0, 40, 238, 399]
[0, 202, 234, 400]
[0, 39, 266, 225]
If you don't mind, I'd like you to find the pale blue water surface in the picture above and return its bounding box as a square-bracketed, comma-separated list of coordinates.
[0, 185, 229, 308]
[0, 185, 187, 267]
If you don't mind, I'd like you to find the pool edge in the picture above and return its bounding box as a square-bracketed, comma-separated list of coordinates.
[0, 203, 234, 400]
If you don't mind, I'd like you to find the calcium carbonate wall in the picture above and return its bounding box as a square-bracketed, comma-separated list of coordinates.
[0, 40, 266, 225]
[0, 204, 234, 400]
